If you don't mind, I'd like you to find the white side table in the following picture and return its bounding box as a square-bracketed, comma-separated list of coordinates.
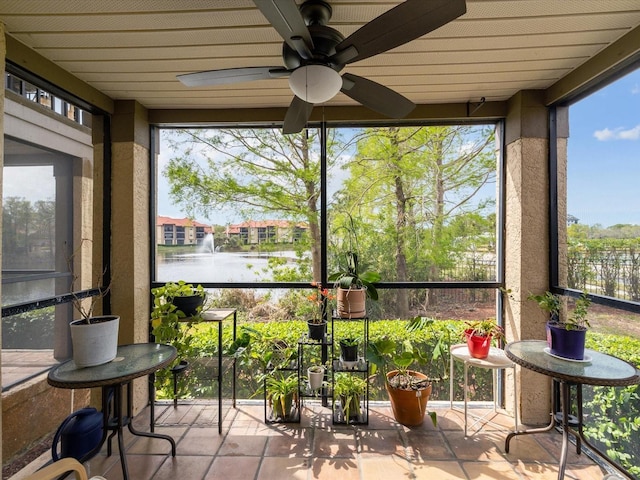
[449, 343, 518, 436]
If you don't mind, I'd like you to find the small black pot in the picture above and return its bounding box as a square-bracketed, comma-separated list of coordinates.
[339, 340, 358, 362]
[307, 320, 327, 341]
[172, 294, 205, 317]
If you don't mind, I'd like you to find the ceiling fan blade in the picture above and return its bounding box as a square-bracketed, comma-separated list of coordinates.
[254, 0, 314, 60]
[283, 96, 314, 134]
[177, 66, 289, 87]
[341, 73, 415, 119]
[332, 0, 466, 65]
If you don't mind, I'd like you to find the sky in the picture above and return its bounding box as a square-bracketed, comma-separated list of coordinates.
[566, 68, 640, 227]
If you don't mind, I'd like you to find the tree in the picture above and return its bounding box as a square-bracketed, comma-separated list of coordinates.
[334, 125, 496, 316]
[163, 128, 341, 281]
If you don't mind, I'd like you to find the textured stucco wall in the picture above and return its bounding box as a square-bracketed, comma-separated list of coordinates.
[503, 91, 560, 425]
[111, 100, 151, 414]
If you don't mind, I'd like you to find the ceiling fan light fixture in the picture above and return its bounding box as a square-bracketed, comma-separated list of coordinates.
[288, 65, 342, 103]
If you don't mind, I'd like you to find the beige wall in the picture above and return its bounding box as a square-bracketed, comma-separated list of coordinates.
[111, 100, 152, 413]
[503, 91, 569, 424]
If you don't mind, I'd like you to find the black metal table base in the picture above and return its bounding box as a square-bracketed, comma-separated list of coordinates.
[83, 382, 176, 480]
[506, 380, 631, 480]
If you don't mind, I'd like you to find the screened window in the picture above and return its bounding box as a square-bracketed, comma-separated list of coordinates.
[2, 137, 74, 389]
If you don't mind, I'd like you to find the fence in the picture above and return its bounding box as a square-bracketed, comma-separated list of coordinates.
[568, 239, 640, 301]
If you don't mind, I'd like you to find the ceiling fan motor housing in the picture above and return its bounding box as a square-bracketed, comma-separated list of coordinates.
[282, 24, 345, 72]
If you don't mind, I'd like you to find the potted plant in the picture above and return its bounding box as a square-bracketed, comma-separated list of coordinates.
[68, 243, 119, 368]
[150, 281, 205, 358]
[333, 373, 367, 422]
[155, 280, 206, 317]
[463, 318, 505, 359]
[367, 317, 449, 427]
[266, 373, 299, 421]
[328, 215, 380, 318]
[150, 281, 206, 401]
[338, 337, 360, 369]
[306, 282, 333, 341]
[530, 291, 591, 360]
[306, 364, 326, 391]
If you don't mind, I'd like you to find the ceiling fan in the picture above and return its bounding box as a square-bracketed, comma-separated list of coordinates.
[178, 0, 466, 134]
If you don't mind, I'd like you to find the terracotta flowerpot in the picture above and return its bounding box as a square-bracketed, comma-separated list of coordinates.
[465, 329, 492, 359]
[336, 287, 366, 318]
[386, 370, 432, 427]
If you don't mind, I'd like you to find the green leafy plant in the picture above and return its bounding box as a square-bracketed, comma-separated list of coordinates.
[328, 215, 380, 300]
[150, 281, 205, 360]
[463, 318, 505, 342]
[527, 291, 561, 319]
[333, 373, 367, 421]
[266, 373, 298, 419]
[528, 290, 591, 330]
[566, 292, 591, 330]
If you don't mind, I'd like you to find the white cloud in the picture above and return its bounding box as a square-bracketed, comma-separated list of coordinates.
[618, 125, 640, 140]
[593, 125, 640, 141]
[632, 83, 640, 95]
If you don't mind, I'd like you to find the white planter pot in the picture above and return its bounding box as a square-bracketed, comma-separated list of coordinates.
[70, 315, 120, 367]
[307, 366, 325, 391]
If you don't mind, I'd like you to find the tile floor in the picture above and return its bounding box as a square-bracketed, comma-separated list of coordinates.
[13, 399, 615, 480]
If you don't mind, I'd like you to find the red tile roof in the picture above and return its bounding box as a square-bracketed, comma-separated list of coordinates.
[157, 216, 211, 229]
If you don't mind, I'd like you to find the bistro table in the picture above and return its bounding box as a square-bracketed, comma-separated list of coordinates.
[48, 343, 177, 480]
[504, 340, 640, 480]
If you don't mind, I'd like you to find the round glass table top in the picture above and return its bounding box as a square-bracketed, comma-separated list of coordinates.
[48, 343, 177, 389]
[505, 340, 639, 387]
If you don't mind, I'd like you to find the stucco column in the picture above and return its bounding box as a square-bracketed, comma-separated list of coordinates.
[503, 91, 568, 424]
[110, 100, 151, 413]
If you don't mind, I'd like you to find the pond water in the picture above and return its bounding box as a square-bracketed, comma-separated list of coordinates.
[156, 250, 298, 283]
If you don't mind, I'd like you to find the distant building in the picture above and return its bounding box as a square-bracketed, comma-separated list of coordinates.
[157, 216, 212, 246]
[567, 214, 579, 225]
[225, 220, 307, 245]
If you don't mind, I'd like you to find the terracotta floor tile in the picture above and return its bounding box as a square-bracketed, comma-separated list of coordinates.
[264, 429, 312, 456]
[502, 434, 556, 463]
[256, 456, 309, 480]
[313, 429, 357, 458]
[359, 455, 413, 480]
[461, 460, 522, 479]
[204, 456, 262, 480]
[153, 455, 213, 480]
[404, 430, 455, 461]
[358, 428, 405, 456]
[309, 457, 360, 480]
[217, 433, 268, 456]
[29, 402, 609, 480]
[178, 426, 225, 455]
[446, 431, 505, 461]
[412, 460, 468, 479]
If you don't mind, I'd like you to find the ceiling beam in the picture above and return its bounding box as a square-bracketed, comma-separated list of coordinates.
[545, 24, 640, 106]
[148, 101, 507, 126]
